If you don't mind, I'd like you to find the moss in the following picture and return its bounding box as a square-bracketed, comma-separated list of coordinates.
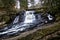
[2, 15, 10, 23]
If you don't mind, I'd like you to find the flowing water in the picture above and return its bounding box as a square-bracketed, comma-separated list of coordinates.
[0, 11, 42, 38]
[0, 0, 54, 38]
[0, 11, 54, 38]
[13, 16, 19, 24]
[27, 0, 44, 8]
[15, 0, 20, 9]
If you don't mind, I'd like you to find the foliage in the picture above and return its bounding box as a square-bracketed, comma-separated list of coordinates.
[2, 0, 15, 8]
[0, 0, 4, 7]
[44, 0, 60, 13]
[1, 0, 16, 13]
[20, 0, 27, 9]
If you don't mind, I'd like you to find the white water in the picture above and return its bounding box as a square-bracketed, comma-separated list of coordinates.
[0, 11, 54, 37]
[34, 0, 40, 5]
[0, 11, 36, 35]
[27, 0, 40, 8]
[27, 0, 32, 8]
[47, 14, 53, 20]
[13, 16, 19, 24]
[15, 0, 20, 9]
[28, 0, 44, 8]
[24, 11, 36, 23]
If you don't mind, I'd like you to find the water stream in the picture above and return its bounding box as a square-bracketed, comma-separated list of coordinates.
[0, 10, 54, 38]
[0, 11, 42, 38]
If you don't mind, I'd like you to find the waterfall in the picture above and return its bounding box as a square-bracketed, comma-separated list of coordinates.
[47, 14, 53, 20]
[0, 11, 54, 38]
[27, 0, 32, 8]
[24, 11, 36, 23]
[0, 11, 37, 37]
[27, 0, 44, 8]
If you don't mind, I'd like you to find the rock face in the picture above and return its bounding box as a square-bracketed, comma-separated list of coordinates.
[27, 0, 44, 9]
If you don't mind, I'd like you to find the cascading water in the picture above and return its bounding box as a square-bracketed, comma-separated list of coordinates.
[0, 10, 54, 38]
[13, 16, 19, 24]
[27, 0, 44, 8]
[24, 11, 36, 23]
[34, 0, 40, 5]
[15, 0, 20, 9]
[28, 0, 32, 8]
[0, 11, 38, 38]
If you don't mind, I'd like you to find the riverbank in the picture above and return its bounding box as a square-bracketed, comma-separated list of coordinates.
[1, 21, 60, 40]
[18, 21, 60, 40]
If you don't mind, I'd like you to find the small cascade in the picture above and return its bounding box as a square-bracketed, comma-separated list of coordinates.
[0, 11, 54, 38]
[24, 11, 36, 23]
[0, 11, 37, 37]
[27, 0, 32, 8]
[13, 16, 19, 24]
[15, 0, 20, 9]
[27, 0, 44, 8]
